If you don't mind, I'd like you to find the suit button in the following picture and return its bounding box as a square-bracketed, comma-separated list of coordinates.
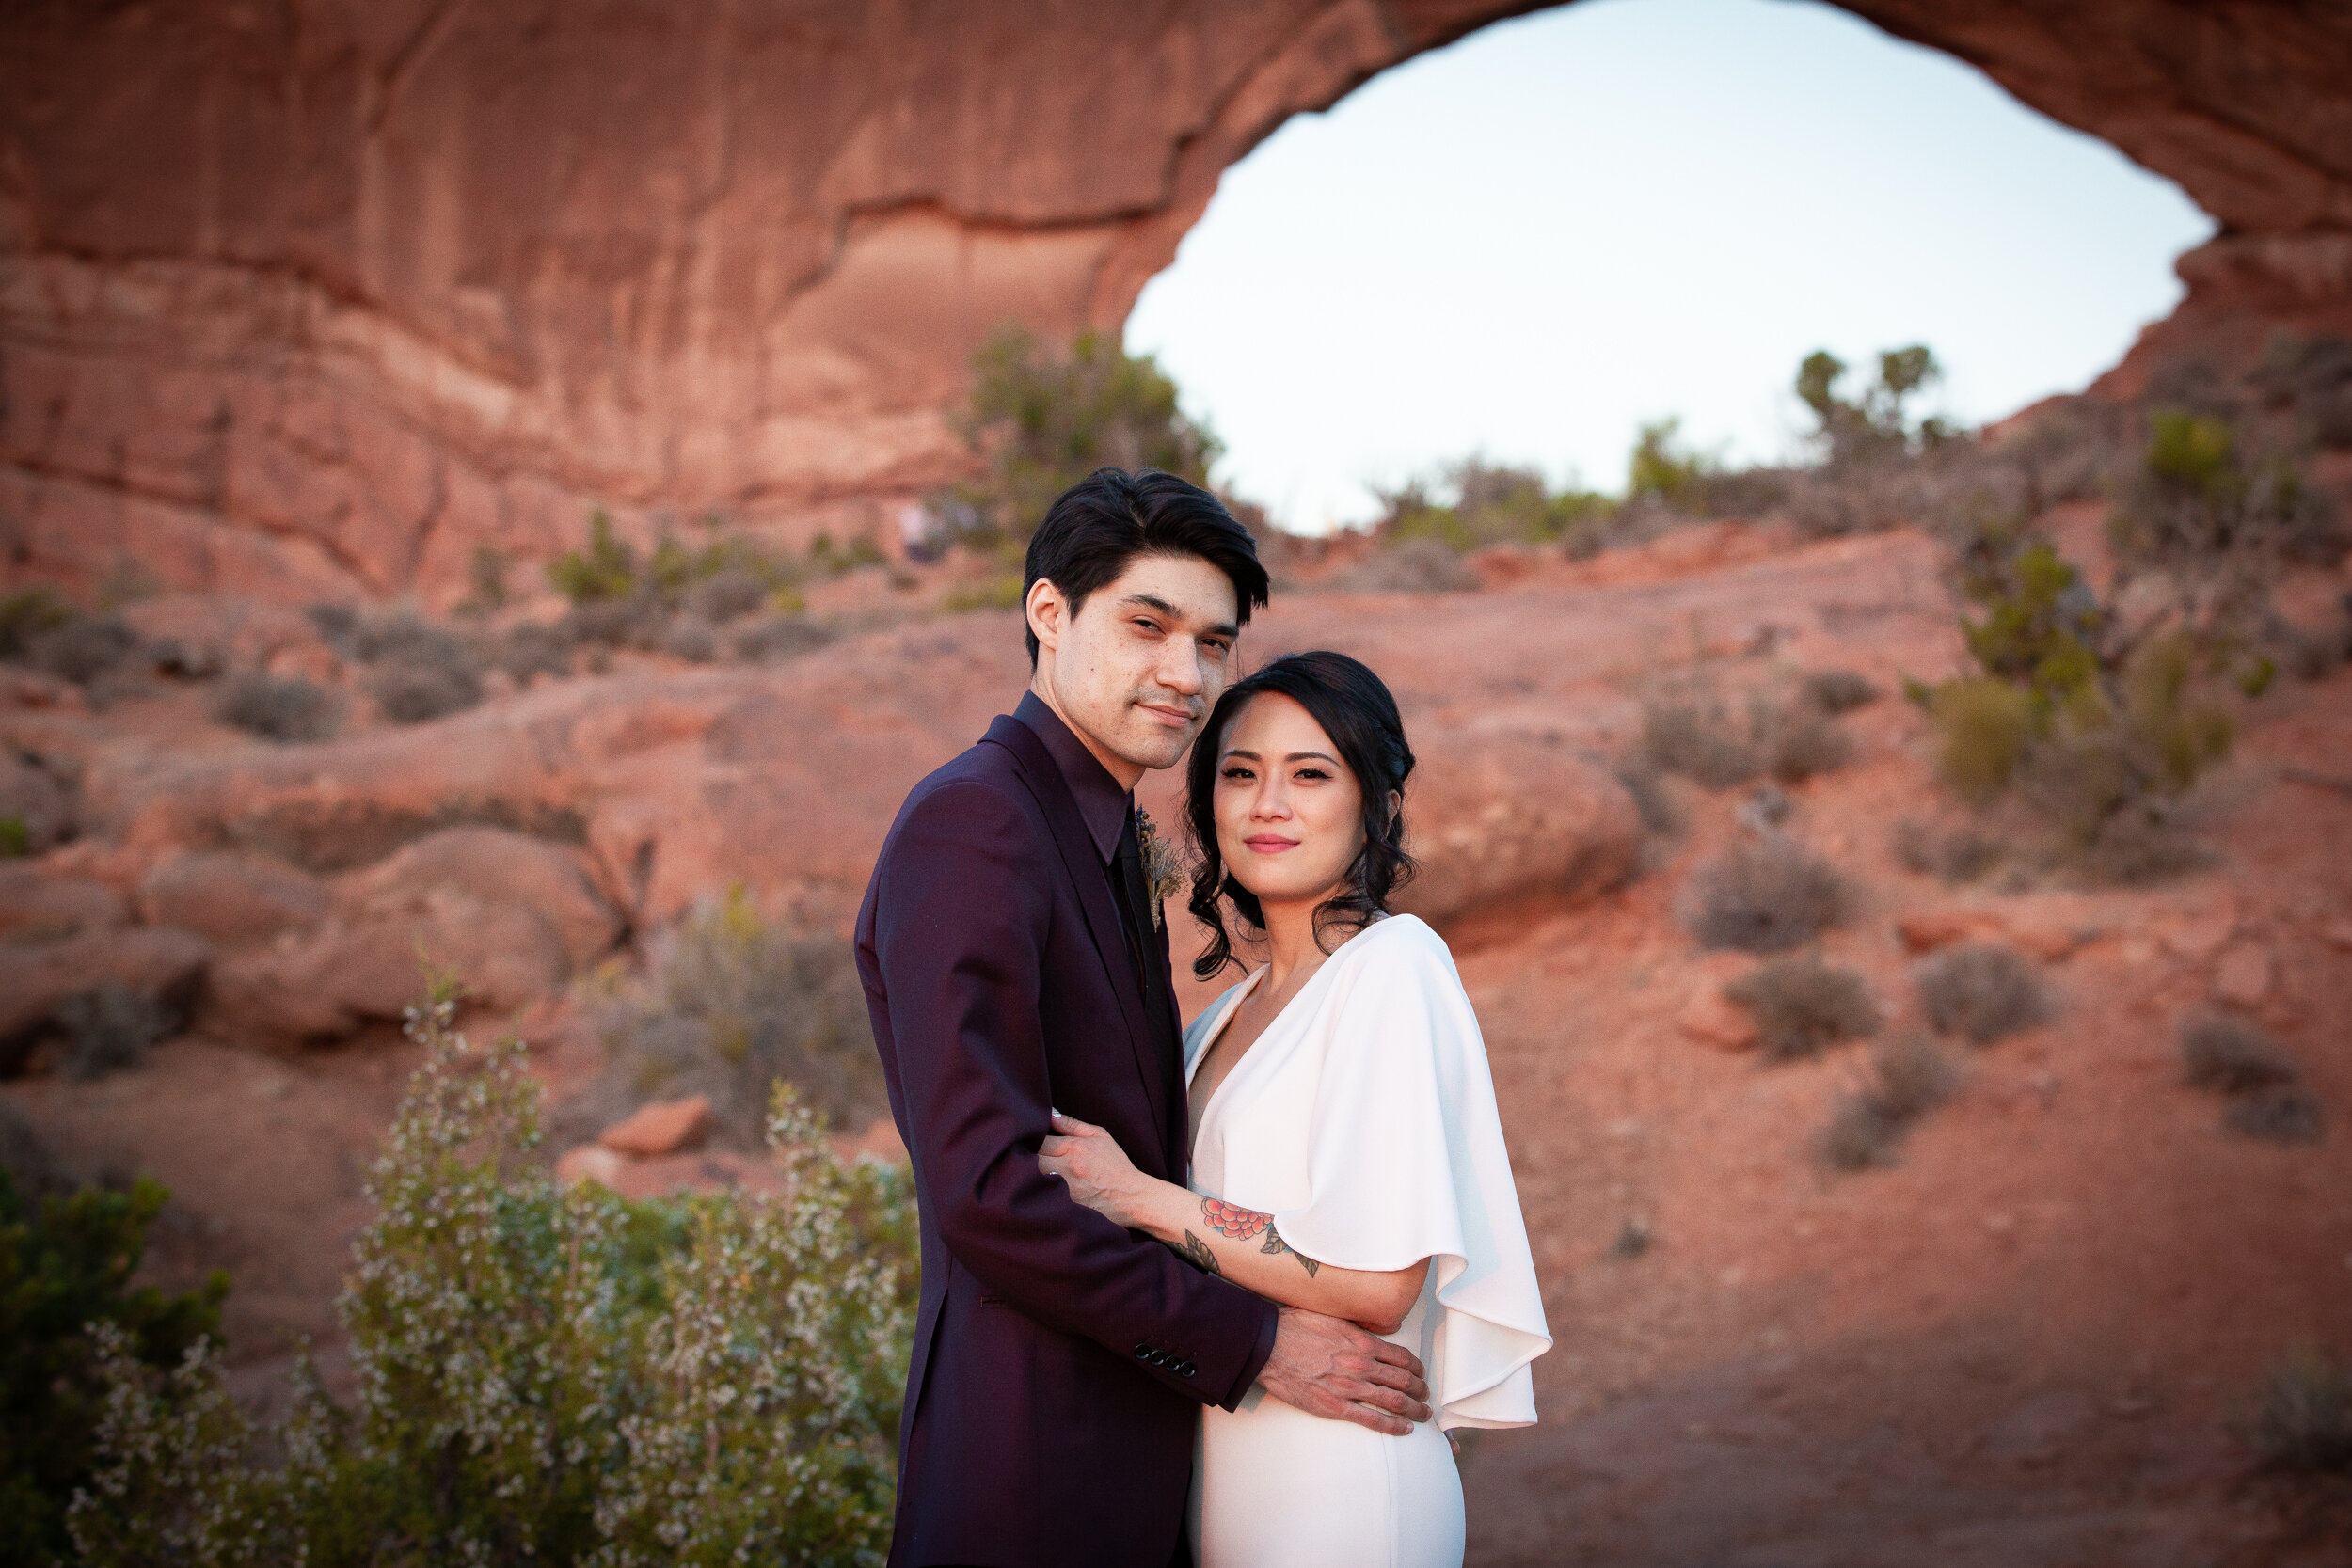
[1135, 1342, 1152, 1359]
[1178, 1361, 1197, 1378]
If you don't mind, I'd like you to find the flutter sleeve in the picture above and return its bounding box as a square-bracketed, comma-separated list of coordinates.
[1269, 918, 1552, 1430]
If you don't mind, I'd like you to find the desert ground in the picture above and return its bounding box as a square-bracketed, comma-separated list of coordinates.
[6, 515, 2347, 1564]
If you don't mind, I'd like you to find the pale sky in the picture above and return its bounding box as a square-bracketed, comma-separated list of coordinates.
[1124, 0, 2216, 532]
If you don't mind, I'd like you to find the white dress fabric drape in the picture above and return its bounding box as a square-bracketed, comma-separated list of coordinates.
[1183, 914, 1550, 1568]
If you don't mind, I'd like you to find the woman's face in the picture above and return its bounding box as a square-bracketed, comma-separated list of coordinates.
[1211, 692, 1367, 908]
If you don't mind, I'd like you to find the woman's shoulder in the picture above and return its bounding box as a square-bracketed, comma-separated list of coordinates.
[1337, 912, 1454, 972]
[1325, 914, 1468, 1006]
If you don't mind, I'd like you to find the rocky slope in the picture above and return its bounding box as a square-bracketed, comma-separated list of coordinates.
[5, 522, 2348, 1562]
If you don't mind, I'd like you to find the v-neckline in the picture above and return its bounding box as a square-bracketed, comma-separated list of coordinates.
[1184, 914, 1399, 1146]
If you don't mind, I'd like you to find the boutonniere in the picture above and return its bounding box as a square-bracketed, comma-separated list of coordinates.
[1134, 809, 1184, 930]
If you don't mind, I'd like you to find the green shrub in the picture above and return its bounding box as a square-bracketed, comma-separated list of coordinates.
[1914, 513, 2253, 878]
[1796, 344, 1956, 469]
[550, 512, 642, 603]
[1626, 419, 1717, 510]
[1930, 677, 2039, 804]
[1, 1164, 228, 1565]
[71, 978, 916, 1567]
[940, 325, 1220, 543]
[0, 816, 28, 858]
[0, 586, 76, 661]
[1724, 955, 1880, 1061]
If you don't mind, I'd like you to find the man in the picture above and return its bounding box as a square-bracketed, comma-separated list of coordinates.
[856, 468, 1432, 1568]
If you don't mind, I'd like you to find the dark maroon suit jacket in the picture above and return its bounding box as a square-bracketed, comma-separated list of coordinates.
[855, 695, 1279, 1568]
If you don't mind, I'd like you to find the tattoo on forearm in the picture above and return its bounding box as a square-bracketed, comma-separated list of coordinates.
[1199, 1197, 1320, 1276]
[1263, 1224, 1320, 1277]
[1179, 1231, 1222, 1276]
[1200, 1196, 1271, 1242]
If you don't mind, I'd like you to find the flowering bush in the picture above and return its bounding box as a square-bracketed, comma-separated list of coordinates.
[70, 976, 916, 1567]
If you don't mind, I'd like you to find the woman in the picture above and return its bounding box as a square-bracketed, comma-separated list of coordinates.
[1039, 651, 1550, 1567]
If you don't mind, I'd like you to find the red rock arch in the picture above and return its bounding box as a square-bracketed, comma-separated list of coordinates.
[2, 0, 2345, 602]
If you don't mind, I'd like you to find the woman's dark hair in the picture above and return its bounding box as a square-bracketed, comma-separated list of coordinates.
[1184, 650, 1417, 980]
[1024, 468, 1270, 667]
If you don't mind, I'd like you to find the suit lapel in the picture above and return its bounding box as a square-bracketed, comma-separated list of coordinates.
[982, 718, 1167, 1140]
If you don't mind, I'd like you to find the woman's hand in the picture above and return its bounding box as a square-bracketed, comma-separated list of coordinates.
[1038, 1110, 1156, 1230]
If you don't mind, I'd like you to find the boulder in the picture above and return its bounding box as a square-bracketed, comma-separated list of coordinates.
[555, 1143, 786, 1201]
[0, 865, 128, 942]
[0, 925, 209, 1067]
[138, 850, 332, 947]
[338, 826, 623, 973]
[209, 888, 568, 1041]
[2213, 944, 2276, 1009]
[599, 1094, 712, 1158]
[1391, 736, 1640, 939]
[1677, 954, 1762, 1052]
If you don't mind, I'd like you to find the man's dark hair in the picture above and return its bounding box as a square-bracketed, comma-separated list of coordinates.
[1023, 468, 1270, 667]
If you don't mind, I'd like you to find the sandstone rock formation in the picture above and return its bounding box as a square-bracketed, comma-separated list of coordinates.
[4, 1, 2347, 604]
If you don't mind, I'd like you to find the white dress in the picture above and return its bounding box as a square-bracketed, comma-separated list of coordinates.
[1184, 914, 1550, 1568]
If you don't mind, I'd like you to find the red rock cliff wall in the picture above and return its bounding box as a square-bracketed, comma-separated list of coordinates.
[3, 0, 2347, 604]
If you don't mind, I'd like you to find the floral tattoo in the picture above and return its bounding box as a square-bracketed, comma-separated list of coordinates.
[1179, 1231, 1222, 1276]
[1200, 1197, 1318, 1276]
[1201, 1196, 1271, 1242]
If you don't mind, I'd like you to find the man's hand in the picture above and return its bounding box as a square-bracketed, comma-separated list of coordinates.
[1257, 1306, 1432, 1436]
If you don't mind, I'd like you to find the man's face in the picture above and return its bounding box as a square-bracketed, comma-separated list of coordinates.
[1028, 552, 1241, 780]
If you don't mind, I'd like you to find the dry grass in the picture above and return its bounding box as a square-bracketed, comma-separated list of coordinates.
[1803, 669, 1882, 715]
[2226, 1087, 2325, 1145]
[54, 981, 175, 1082]
[2182, 1015, 2299, 1093]
[1891, 819, 2006, 884]
[1755, 697, 1854, 784]
[214, 673, 342, 743]
[1915, 942, 2052, 1045]
[1724, 955, 1881, 1062]
[1822, 1032, 1959, 1171]
[574, 885, 885, 1149]
[1641, 692, 1757, 790]
[1682, 838, 1851, 954]
[2244, 1349, 2352, 1473]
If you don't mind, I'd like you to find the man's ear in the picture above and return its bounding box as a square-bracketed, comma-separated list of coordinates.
[1025, 577, 1065, 655]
